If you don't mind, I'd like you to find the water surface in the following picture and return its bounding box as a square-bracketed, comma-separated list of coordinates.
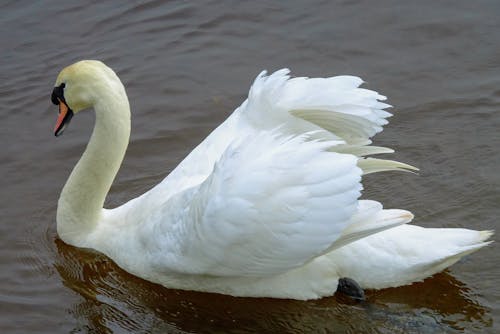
[1, 1, 499, 333]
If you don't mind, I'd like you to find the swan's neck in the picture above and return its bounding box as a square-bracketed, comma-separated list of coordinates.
[57, 86, 130, 246]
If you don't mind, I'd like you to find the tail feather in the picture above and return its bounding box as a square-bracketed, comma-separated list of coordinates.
[330, 225, 494, 289]
[422, 240, 493, 273]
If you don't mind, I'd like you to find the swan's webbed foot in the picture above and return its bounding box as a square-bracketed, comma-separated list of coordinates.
[336, 277, 365, 301]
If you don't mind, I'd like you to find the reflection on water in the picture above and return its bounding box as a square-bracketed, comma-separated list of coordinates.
[53, 237, 490, 333]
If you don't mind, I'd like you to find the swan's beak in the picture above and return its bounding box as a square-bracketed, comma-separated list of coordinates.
[54, 99, 74, 137]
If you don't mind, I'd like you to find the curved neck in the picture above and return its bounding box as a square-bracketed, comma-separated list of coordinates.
[57, 86, 130, 246]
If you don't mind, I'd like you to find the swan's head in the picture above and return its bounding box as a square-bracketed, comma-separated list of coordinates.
[51, 60, 124, 136]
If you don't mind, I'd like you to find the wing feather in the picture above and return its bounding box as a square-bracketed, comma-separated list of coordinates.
[237, 69, 417, 172]
[151, 131, 363, 277]
[132, 69, 417, 279]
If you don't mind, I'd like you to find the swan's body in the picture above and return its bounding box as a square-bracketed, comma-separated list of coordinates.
[51, 60, 492, 300]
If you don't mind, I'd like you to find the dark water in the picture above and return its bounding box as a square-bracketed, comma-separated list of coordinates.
[1, 1, 499, 333]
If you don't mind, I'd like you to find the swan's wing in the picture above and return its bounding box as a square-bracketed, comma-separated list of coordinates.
[236, 69, 417, 174]
[142, 69, 414, 209]
[239, 69, 389, 138]
[127, 69, 418, 277]
[143, 130, 363, 277]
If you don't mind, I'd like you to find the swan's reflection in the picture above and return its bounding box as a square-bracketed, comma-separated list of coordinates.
[54, 238, 491, 333]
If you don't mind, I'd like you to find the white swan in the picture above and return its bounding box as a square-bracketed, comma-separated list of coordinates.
[51, 60, 492, 300]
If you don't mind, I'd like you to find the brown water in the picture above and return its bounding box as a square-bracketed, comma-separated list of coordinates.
[1, 1, 499, 333]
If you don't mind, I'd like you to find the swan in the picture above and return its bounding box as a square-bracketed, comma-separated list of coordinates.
[51, 60, 492, 300]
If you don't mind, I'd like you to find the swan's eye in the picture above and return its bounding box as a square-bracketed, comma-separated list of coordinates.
[51, 83, 66, 105]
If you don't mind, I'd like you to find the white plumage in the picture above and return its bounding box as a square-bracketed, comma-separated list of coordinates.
[52, 61, 492, 300]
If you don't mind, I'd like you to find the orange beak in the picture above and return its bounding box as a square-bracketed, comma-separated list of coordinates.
[54, 98, 73, 136]
[54, 99, 68, 131]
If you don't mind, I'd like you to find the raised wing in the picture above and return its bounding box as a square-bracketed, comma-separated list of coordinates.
[237, 69, 418, 174]
[142, 69, 414, 209]
[132, 69, 416, 277]
[141, 130, 363, 277]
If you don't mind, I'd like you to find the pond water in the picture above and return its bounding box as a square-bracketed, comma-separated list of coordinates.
[1, 1, 499, 332]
